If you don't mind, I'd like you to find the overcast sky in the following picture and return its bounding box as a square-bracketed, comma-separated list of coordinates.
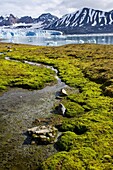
[1, 0, 113, 18]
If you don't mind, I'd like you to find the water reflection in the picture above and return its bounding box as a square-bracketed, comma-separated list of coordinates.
[1, 28, 113, 46]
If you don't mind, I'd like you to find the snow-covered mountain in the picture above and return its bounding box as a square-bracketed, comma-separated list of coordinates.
[1, 8, 113, 34]
[46, 8, 113, 34]
[34, 13, 58, 28]
[0, 13, 58, 28]
[0, 14, 18, 26]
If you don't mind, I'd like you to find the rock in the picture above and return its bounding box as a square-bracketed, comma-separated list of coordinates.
[35, 128, 51, 135]
[56, 103, 66, 116]
[6, 46, 12, 52]
[6, 45, 12, 49]
[28, 126, 39, 135]
[31, 141, 36, 145]
[27, 125, 58, 144]
[56, 88, 68, 99]
[60, 88, 68, 96]
[7, 49, 13, 52]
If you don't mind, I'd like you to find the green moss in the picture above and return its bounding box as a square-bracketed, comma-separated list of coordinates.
[60, 118, 89, 135]
[1, 43, 113, 169]
[0, 59, 56, 91]
[61, 101, 84, 117]
[56, 131, 77, 151]
[41, 151, 84, 170]
[41, 147, 107, 170]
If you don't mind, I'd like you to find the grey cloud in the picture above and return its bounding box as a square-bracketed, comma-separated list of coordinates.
[59, 0, 113, 12]
[53, 0, 113, 17]
[0, 0, 113, 18]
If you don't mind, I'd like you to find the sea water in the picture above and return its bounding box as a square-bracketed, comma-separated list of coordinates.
[0, 28, 113, 46]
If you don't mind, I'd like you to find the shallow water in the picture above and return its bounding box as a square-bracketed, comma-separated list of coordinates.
[0, 58, 68, 169]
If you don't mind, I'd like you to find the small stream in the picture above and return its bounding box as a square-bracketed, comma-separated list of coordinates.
[5, 56, 65, 85]
[0, 56, 68, 169]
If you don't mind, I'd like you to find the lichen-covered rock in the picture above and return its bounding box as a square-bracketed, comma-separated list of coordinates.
[27, 125, 58, 144]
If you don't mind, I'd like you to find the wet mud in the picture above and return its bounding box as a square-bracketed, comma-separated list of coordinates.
[0, 81, 67, 170]
[0, 54, 68, 170]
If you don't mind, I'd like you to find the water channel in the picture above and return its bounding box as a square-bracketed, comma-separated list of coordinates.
[0, 56, 70, 169]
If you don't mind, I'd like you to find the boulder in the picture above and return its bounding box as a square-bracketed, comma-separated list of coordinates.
[56, 103, 66, 116]
[60, 88, 68, 96]
[27, 125, 58, 144]
[56, 88, 68, 99]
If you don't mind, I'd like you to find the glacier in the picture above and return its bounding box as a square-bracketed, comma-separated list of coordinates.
[0, 28, 113, 46]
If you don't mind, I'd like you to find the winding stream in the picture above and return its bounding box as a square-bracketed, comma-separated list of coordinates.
[0, 56, 67, 169]
[5, 56, 65, 85]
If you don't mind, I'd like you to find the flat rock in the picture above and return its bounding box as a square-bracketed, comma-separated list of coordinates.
[27, 125, 58, 144]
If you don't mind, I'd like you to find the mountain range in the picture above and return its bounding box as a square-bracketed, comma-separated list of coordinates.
[0, 13, 58, 29]
[1, 7, 113, 34]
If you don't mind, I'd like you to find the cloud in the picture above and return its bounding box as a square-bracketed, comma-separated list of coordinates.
[58, 0, 113, 13]
[0, 0, 113, 18]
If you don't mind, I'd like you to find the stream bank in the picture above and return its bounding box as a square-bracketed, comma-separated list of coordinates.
[0, 58, 69, 169]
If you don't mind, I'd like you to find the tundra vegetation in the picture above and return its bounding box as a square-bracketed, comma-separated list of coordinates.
[0, 43, 113, 169]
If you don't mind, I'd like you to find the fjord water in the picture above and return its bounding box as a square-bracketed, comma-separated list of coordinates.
[1, 28, 113, 46]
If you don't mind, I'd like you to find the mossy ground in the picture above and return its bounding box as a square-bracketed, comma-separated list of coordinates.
[0, 43, 113, 169]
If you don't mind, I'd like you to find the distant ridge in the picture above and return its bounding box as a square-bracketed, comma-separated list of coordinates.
[0, 13, 58, 28]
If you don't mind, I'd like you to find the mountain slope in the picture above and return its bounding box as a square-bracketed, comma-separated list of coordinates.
[0, 13, 58, 28]
[1, 8, 113, 34]
[46, 8, 113, 34]
[0, 14, 18, 26]
[34, 13, 58, 28]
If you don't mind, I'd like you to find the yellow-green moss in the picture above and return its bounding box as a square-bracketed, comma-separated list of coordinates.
[0, 43, 113, 170]
[0, 58, 56, 91]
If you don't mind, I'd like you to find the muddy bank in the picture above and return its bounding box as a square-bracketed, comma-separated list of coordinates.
[0, 78, 67, 170]
[0, 57, 79, 169]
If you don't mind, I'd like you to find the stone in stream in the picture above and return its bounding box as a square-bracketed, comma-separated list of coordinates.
[27, 125, 58, 144]
[60, 88, 68, 96]
[56, 88, 68, 99]
[55, 103, 66, 116]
